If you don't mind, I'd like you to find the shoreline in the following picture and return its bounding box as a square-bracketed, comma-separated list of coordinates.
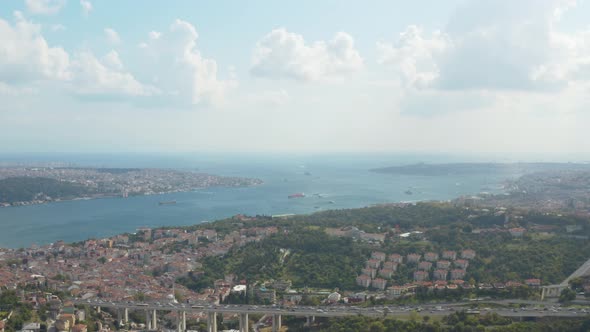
[0, 182, 263, 209]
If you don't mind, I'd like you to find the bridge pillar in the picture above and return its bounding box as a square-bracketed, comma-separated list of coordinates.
[146, 310, 151, 330]
[239, 313, 248, 332]
[117, 309, 122, 325]
[305, 316, 311, 327]
[124, 307, 129, 324]
[177, 311, 181, 332]
[96, 306, 101, 313]
[182, 311, 186, 332]
[207, 312, 217, 332]
[152, 309, 158, 330]
[271, 314, 281, 332]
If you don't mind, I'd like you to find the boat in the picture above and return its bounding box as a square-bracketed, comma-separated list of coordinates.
[328, 200, 335, 204]
[304, 171, 312, 176]
[404, 190, 413, 195]
[288, 193, 305, 199]
[158, 201, 177, 205]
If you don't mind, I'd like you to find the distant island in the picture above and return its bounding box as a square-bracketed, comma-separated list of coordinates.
[370, 162, 590, 176]
[0, 167, 262, 207]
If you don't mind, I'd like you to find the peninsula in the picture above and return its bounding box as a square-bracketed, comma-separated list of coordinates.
[0, 167, 262, 207]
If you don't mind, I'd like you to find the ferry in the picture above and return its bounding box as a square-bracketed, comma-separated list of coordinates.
[288, 193, 305, 199]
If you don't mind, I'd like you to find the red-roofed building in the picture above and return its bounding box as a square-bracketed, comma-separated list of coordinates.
[450, 269, 466, 280]
[356, 275, 371, 288]
[461, 249, 476, 260]
[414, 270, 428, 281]
[389, 254, 403, 263]
[418, 261, 432, 270]
[509, 228, 526, 237]
[442, 250, 457, 260]
[433, 269, 448, 280]
[371, 251, 386, 261]
[366, 259, 381, 269]
[436, 260, 451, 269]
[371, 278, 387, 290]
[424, 252, 439, 262]
[455, 259, 469, 269]
[383, 261, 398, 271]
[72, 324, 88, 332]
[407, 253, 421, 263]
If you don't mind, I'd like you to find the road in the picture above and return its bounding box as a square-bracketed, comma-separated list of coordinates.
[71, 299, 590, 319]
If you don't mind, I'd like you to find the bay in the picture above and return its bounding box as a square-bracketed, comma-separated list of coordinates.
[0, 153, 515, 248]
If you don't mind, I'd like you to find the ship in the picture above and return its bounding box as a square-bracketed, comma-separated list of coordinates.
[158, 200, 177, 205]
[288, 193, 305, 199]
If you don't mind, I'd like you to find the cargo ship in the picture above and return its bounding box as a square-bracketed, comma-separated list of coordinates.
[288, 193, 305, 199]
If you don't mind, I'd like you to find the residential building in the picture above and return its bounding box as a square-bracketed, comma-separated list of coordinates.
[371, 278, 387, 290]
[254, 287, 276, 303]
[450, 269, 466, 280]
[413, 270, 428, 281]
[442, 250, 457, 260]
[455, 259, 469, 269]
[379, 268, 394, 279]
[461, 249, 476, 260]
[356, 275, 371, 288]
[362, 268, 377, 278]
[366, 259, 381, 269]
[407, 253, 421, 263]
[371, 251, 386, 261]
[436, 260, 451, 269]
[72, 324, 88, 332]
[525, 279, 541, 287]
[424, 252, 439, 262]
[389, 253, 403, 263]
[509, 227, 526, 237]
[418, 261, 432, 270]
[433, 269, 448, 280]
[382, 261, 398, 271]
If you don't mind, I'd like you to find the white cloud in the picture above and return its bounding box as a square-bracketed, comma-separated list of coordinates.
[102, 50, 123, 70]
[104, 27, 121, 45]
[0, 11, 70, 83]
[0, 13, 155, 100]
[148, 31, 161, 40]
[377, 25, 450, 89]
[251, 28, 363, 81]
[70, 51, 157, 97]
[376, 0, 590, 116]
[25, 0, 66, 15]
[139, 19, 237, 106]
[80, 0, 92, 16]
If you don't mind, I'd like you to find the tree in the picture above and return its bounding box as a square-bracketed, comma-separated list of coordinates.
[559, 288, 576, 303]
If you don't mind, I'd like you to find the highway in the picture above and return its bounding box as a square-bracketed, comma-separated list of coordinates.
[71, 299, 590, 319]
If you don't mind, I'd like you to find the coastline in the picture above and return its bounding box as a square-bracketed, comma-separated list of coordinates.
[0, 182, 263, 208]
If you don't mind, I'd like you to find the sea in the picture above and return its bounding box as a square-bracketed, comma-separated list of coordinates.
[0, 153, 521, 248]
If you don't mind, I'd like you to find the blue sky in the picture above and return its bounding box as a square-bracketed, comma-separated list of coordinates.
[1, 0, 590, 157]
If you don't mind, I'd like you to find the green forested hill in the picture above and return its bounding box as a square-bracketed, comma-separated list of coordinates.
[0, 177, 93, 204]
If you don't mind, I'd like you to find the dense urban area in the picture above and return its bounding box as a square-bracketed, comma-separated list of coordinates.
[1, 165, 590, 331]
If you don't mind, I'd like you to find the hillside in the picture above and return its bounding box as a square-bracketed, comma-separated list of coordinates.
[0, 176, 93, 204]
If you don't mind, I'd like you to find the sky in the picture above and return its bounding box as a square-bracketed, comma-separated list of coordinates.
[1, 0, 590, 158]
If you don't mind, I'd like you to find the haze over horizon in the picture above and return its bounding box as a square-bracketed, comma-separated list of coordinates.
[1, 0, 590, 156]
